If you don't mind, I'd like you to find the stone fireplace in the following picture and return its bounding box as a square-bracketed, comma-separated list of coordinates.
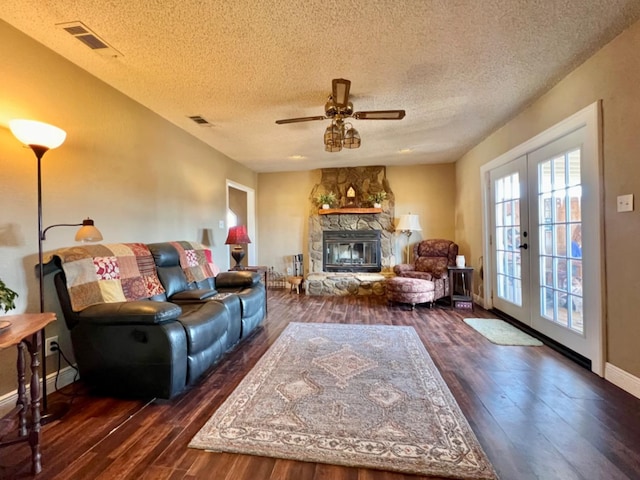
[323, 230, 381, 272]
[305, 166, 395, 295]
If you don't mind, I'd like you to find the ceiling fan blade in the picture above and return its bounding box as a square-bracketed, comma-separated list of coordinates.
[275, 115, 326, 125]
[354, 110, 406, 120]
[332, 78, 351, 108]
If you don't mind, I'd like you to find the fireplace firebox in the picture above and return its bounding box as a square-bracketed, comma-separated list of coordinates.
[323, 230, 381, 272]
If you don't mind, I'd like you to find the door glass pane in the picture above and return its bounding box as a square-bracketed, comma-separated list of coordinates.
[537, 148, 583, 333]
[495, 173, 522, 306]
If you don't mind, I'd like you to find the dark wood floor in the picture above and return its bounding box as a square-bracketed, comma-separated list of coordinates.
[2, 290, 640, 479]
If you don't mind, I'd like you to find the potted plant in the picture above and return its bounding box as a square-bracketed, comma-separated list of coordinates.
[0, 278, 19, 314]
[368, 191, 387, 208]
[316, 192, 337, 209]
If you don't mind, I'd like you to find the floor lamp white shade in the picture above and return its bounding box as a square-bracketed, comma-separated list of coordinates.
[397, 213, 422, 263]
[397, 214, 422, 233]
[9, 119, 67, 149]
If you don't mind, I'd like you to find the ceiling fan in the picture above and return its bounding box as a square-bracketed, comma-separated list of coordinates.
[275, 78, 406, 152]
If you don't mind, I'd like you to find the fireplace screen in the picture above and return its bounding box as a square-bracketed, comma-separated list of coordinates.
[323, 230, 381, 272]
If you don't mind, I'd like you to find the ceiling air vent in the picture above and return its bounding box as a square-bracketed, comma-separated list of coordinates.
[188, 115, 213, 127]
[56, 21, 123, 58]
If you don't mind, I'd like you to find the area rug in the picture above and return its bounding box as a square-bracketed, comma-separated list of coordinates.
[189, 322, 498, 479]
[463, 318, 543, 346]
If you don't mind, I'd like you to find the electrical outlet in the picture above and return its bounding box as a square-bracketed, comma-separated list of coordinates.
[287, 267, 292, 275]
[617, 194, 634, 212]
[45, 336, 58, 356]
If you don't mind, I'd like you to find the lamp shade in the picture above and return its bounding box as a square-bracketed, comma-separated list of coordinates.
[225, 225, 251, 245]
[9, 119, 67, 149]
[75, 218, 103, 242]
[397, 214, 422, 232]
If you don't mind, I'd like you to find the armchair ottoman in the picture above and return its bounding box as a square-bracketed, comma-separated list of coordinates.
[386, 277, 435, 309]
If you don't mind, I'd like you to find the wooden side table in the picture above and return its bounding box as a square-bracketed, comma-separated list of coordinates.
[448, 266, 474, 310]
[287, 276, 304, 294]
[0, 312, 57, 475]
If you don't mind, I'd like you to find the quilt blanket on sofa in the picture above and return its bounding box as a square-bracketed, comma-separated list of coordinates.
[170, 241, 220, 282]
[53, 243, 165, 311]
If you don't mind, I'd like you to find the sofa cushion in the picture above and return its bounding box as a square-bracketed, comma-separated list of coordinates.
[178, 301, 229, 355]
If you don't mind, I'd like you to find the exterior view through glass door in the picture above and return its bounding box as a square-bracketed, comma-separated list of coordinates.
[490, 157, 529, 321]
[489, 126, 597, 367]
[536, 146, 583, 335]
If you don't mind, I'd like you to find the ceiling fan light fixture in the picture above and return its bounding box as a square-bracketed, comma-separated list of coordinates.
[355, 110, 406, 120]
[325, 142, 342, 152]
[343, 126, 361, 149]
[276, 79, 405, 152]
[343, 102, 354, 116]
[324, 124, 342, 152]
[325, 97, 337, 117]
[332, 78, 351, 107]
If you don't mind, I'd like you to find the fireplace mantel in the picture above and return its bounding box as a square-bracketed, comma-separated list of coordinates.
[318, 207, 382, 215]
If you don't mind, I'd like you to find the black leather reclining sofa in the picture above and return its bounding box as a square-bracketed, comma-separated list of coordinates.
[53, 241, 265, 399]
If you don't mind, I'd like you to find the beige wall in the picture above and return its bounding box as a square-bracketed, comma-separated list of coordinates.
[257, 164, 456, 274]
[0, 22, 257, 397]
[257, 170, 320, 275]
[455, 20, 640, 376]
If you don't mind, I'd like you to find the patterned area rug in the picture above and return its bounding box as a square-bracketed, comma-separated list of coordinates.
[463, 318, 543, 346]
[189, 323, 498, 479]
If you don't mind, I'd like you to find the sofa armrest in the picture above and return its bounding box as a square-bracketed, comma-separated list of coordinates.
[215, 271, 260, 288]
[76, 301, 182, 325]
[393, 264, 415, 276]
[170, 288, 218, 302]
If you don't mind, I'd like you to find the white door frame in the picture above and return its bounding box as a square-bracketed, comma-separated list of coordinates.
[479, 101, 605, 375]
[226, 179, 257, 265]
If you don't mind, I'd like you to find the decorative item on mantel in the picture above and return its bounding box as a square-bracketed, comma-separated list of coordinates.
[344, 183, 358, 207]
[368, 191, 387, 208]
[316, 192, 337, 210]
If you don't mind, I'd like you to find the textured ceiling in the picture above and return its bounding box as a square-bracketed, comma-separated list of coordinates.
[3, 1, 640, 172]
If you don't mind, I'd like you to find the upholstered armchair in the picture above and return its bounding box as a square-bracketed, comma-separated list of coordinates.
[393, 239, 459, 301]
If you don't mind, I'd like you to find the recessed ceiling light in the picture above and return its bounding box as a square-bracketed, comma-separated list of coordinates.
[399, 148, 413, 154]
[289, 155, 306, 160]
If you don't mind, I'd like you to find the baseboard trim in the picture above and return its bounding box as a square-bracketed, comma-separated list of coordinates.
[0, 365, 77, 417]
[472, 294, 485, 309]
[605, 363, 640, 400]
[490, 308, 592, 370]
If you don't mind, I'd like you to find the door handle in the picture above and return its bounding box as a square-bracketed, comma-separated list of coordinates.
[518, 243, 528, 250]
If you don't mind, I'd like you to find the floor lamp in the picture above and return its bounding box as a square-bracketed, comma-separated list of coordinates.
[396, 213, 422, 264]
[9, 119, 103, 424]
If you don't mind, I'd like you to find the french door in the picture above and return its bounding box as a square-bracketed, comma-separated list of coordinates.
[490, 156, 530, 321]
[488, 125, 602, 372]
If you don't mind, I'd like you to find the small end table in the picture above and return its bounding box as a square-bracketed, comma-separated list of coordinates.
[448, 266, 474, 310]
[0, 312, 57, 475]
